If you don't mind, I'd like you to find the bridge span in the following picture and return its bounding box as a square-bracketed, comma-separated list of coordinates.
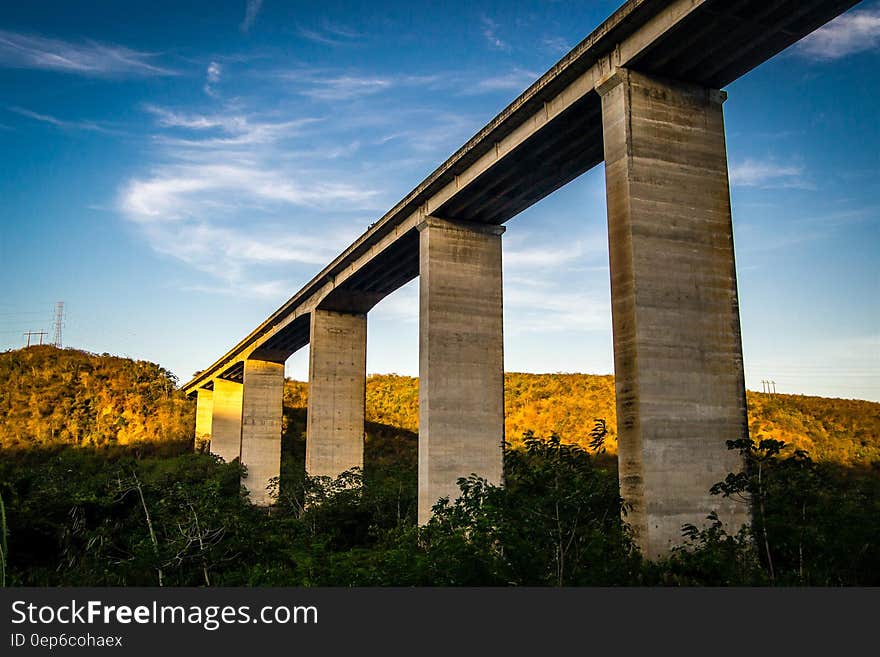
[183, 0, 860, 557]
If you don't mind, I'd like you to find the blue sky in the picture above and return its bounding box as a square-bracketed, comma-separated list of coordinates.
[0, 1, 878, 401]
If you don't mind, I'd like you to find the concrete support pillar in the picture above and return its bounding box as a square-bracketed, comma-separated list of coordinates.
[417, 217, 505, 524]
[194, 388, 213, 452]
[211, 378, 243, 464]
[598, 68, 749, 558]
[306, 309, 367, 479]
[240, 359, 284, 506]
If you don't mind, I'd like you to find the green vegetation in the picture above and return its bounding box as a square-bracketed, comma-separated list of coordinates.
[0, 346, 878, 586]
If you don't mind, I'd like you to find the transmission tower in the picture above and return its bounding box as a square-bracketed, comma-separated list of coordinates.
[53, 301, 64, 348]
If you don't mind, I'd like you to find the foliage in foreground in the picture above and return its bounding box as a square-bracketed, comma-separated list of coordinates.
[0, 430, 877, 587]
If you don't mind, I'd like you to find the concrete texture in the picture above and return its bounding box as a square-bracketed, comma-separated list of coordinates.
[306, 309, 367, 479]
[417, 217, 505, 524]
[194, 388, 213, 452]
[210, 378, 243, 464]
[598, 68, 749, 558]
[240, 359, 284, 506]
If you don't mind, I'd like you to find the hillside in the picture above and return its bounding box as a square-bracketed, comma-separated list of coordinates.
[1, 347, 877, 468]
[0, 346, 193, 449]
[0, 348, 878, 586]
[294, 373, 878, 468]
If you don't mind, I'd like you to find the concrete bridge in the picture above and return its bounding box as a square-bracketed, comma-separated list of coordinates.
[183, 0, 860, 558]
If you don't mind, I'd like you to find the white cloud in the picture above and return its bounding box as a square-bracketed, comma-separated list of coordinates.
[143, 104, 319, 147]
[468, 68, 539, 94]
[504, 242, 592, 268]
[204, 61, 222, 96]
[542, 36, 571, 55]
[504, 285, 611, 334]
[207, 62, 221, 83]
[0, 29, 174, 76]
[144, 221, 339, 266]
[116, 60, 544, 300]
[144, 105, 225, 130]
[797, 9, 880, 60]
[121, 163, 378, 221]
[119, 100, 385, 297]
[729, 158, 813, 189]
[502, 234, 610, 334]
[297, 22, 363, 47]
[185, 278, 293, 299]
[240, 0, 264, 34]
[481, 16, 509, 52]
[7, 105, 118, 134]
[300, 75, 392, 101]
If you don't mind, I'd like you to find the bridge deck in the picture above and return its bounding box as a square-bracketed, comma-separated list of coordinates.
[183, 0, 859, 393]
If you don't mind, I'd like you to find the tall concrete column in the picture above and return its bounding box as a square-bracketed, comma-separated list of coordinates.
[306, 309, 367, 479]
[598, 68, 749, 558]
[240, 359, 284, 506]
[194, 387, 213, 452]
[211, 377, 243, 464]
[417, 217, 505, 524]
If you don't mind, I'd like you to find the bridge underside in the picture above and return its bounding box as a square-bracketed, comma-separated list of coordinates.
[183, 0, 860, 557]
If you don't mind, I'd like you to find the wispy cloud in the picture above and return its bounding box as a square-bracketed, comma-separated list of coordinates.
[204, 61, 222, 96]
[729, 158, 813, 189]
[121, 162, 377, 221]
[797, 8, 880, 60]
[7, 106, 118, 134]
[299, 75, 392, 101]
[502, 234, 610, 334]
[542, 36, 571, 55]
[0, 29, 175, 76]
[275, 64, 534, 101]
[468, 68, 539, 94]
[143, 104, 319, 147]
[481, 16, 510, 52]
[504, 241, 593, 268]
[240, 0, 264, 34]
[118, 59, 525, 298]
[298, 22, 363, 47]
[504, 285, 611, 334]
[119, 100, 386, 297]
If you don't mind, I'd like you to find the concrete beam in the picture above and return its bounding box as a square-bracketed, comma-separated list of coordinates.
[240, 359, 284, 506]
[183, 0, 856, 397]
[194, 388, 213, 452]
[210, 378, 243, 464]
[417, 217, 505, 524]
[598, 68, 749, 558]
[306, 309, 367, 479]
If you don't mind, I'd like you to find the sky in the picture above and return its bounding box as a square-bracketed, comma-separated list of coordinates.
[0, 0, 878, 402]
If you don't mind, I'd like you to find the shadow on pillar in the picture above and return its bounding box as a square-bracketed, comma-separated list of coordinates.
[598, 67, 750, 558]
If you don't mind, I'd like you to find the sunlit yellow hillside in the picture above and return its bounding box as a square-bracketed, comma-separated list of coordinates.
[0, 346, 193, 448]
[2, 347, 877, 468]
[286, 373, 880, 467]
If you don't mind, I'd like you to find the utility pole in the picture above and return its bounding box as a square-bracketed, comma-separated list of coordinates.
[52, 301, 64, 348]
[771, 380, 776, 395]
[23, 330, 48, 347]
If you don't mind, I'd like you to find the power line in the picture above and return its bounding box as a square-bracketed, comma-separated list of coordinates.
[23, 331, 48, 347]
